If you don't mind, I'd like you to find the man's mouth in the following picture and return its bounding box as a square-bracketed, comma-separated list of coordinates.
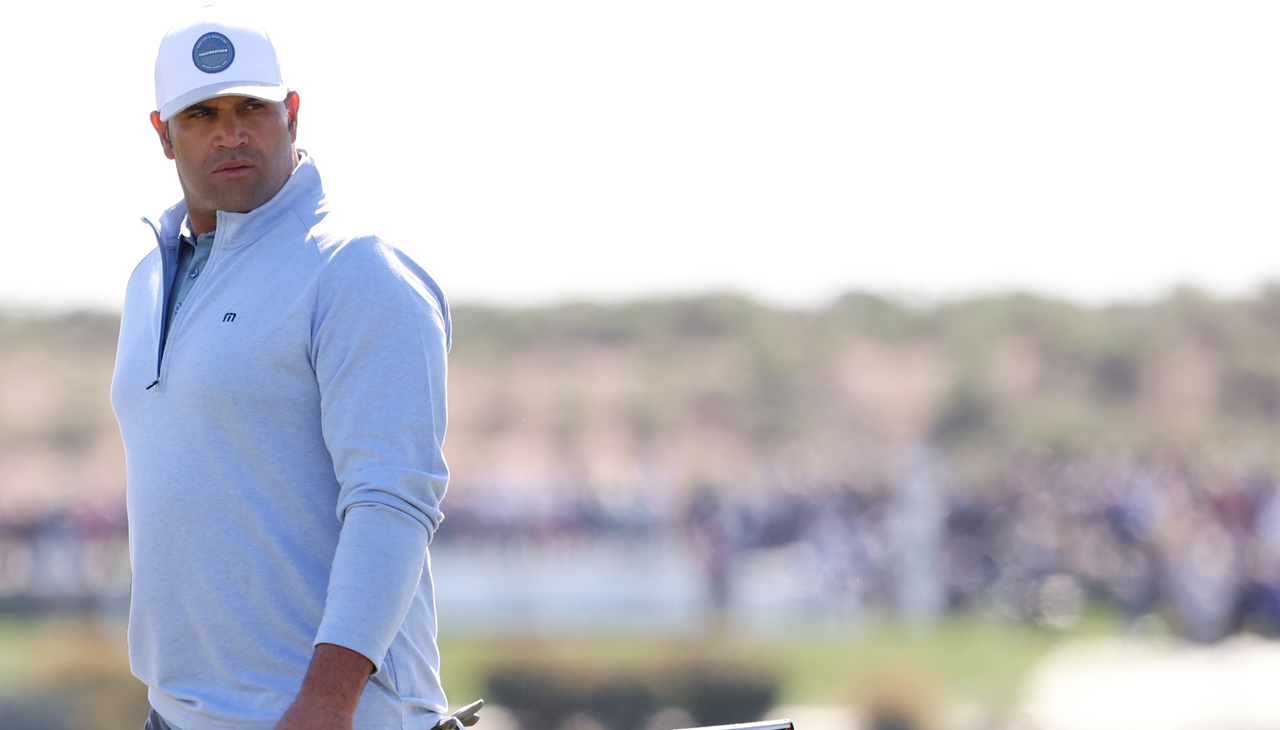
[212, 159, 255, 178]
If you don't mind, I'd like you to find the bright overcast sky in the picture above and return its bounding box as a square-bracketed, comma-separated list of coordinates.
[2, 1, 1279, 311]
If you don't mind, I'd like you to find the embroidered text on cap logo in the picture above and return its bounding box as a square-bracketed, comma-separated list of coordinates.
[192, 32, 235, 74]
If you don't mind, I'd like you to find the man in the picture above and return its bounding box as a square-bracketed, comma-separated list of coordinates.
[111, 7, 452, 730]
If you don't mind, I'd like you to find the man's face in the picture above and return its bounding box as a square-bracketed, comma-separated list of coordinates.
[150, 93, 300, 222]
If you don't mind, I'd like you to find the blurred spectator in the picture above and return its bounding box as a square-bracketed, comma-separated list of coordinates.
[5, 449, 1280, 644]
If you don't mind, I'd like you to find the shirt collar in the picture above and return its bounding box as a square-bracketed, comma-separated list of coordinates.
[154, 150, 319, 251]
[179, 216, 216, 248]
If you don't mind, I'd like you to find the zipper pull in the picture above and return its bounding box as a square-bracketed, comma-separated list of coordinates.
[145, 379, 160, 390]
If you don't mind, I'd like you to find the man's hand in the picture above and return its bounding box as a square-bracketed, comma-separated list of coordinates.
[275, 643, 375, 730]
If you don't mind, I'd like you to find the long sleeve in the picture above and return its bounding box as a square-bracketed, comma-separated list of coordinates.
[309, 235, 451, 669]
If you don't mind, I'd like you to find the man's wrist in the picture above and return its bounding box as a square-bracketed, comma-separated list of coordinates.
[296, 642, 376, 715]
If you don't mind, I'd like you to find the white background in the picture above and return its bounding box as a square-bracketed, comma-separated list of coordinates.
[2, 1, 1278, 311]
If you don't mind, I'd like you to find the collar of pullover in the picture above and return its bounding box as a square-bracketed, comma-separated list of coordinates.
[152, 150, 319, 252]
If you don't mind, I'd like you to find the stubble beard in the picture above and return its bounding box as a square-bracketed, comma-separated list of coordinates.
[175, 142, 297, 220]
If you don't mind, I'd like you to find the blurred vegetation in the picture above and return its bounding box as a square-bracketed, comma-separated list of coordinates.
[10, 287, 1280, 504]
[433, 608, 1121, 719]
[451, 286, 1280, 483]
[0, 618, 146, 730]
[0, 310, 119, 455]
[0, 609, 1121, 730]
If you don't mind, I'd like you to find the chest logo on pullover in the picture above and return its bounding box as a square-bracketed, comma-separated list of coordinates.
[223, 312, 237, 323]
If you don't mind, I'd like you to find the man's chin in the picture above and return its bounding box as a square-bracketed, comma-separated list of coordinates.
[206, 188, 273, 216]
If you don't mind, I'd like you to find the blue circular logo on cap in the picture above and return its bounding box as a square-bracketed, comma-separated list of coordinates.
[192, 32, 235, 73]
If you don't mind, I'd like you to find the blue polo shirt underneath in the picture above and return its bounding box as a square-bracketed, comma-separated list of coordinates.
[162, 220, 215, 351]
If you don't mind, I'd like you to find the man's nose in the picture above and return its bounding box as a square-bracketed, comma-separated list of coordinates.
[212, 113, 249, 149]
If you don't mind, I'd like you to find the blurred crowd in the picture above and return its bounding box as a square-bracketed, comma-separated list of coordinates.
[5, 448, 1280, 643]
[444, 448, 1280, 642]
[0, 503, 129, 612]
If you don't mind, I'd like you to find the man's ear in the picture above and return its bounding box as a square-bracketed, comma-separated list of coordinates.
[284, 91, 300, 141]
[150, 111, 176, 160]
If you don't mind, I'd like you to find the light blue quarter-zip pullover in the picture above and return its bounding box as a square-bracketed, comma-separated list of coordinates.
[111, 153, 450, 730]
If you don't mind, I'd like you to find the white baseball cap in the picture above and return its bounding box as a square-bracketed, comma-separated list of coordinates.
[154, 6, 288, 122]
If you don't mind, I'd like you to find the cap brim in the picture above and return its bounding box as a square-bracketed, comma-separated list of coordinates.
[159, 81, 289, 121]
